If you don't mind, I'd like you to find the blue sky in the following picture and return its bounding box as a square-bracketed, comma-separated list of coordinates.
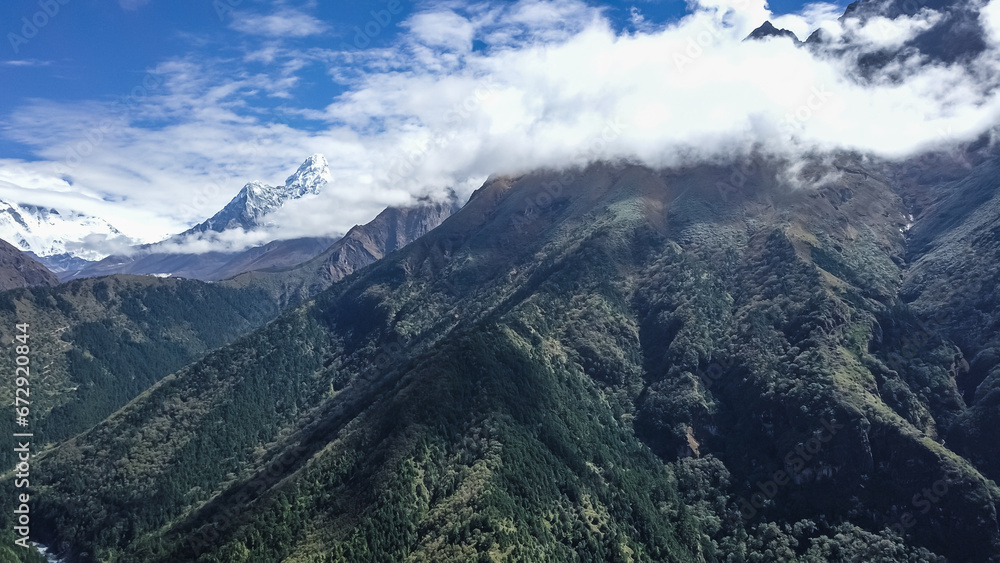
[0, 1, 685, 159]
[0, 1, 811, 99]
[1, 0, 994, 254]
[1, 0, 807, 160]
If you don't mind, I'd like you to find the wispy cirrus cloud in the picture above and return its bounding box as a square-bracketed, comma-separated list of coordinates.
[229, 8, 329, 38]
[1, 60, 52, 67]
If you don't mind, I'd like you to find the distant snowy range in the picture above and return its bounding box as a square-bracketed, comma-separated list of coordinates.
[0, 155, 339, 281]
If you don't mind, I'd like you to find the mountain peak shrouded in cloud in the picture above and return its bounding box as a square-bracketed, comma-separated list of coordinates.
[2, 0, 1000, 254]
[10, 1, 1000, 560]
[0, 200, 130, 260]
[745, 20, 802, 43]
[803, 0, 990, 72]
[187, 154, 332, 235]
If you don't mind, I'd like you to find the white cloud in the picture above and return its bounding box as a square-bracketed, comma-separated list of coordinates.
[842, 8, 944, 50]
[2, 0, 1000, 254]
[64, 234, 138, 258]
[152, 228, 278, 255]
[406, 11, 476, 51]
[771, 2, 843, 41]
[981, 0, 1000, 44]
[230, 9, 328, 38]
[630, 6, 648, 29]
[1, 60, 51, 67]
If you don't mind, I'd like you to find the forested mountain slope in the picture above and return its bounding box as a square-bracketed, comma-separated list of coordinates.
[17, 155, 1000, 562]
[893, 148, 1000, 493]
[0, 275, 281, 474]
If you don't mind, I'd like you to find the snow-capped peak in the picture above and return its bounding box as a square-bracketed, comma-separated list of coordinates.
[284, 154, 331, 197]
[245, 180, 271, 195]
[187, 154, 331, 235]
[0, 200, 127, 260]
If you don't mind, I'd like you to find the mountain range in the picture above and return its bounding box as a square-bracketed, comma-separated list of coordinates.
[56, 154, 340, 281]
[1, 0, 1000, 561]
[0, 158, 335, 281]
[13, 149, 1000, 562]
[32, 154, 459, 284]
[0, 201, 126, 264]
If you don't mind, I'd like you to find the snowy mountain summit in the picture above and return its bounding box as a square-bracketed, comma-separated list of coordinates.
[0, 201, 126, 261]
[284, 154, 331, 198]
[188, 154, 331, 234]
[0, 155, 331, 269]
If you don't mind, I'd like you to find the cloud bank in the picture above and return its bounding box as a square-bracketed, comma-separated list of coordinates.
[2, 0, 1000, 256]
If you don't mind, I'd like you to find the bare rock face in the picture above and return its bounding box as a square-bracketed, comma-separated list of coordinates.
[225, 197, 461, 308]
[0, 237, 59, 290]
[745, 21, 802, 44]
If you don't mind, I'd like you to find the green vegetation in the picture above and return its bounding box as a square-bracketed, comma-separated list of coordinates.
[0, 275, 279, 470]
[6, 158, 1000, 561]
